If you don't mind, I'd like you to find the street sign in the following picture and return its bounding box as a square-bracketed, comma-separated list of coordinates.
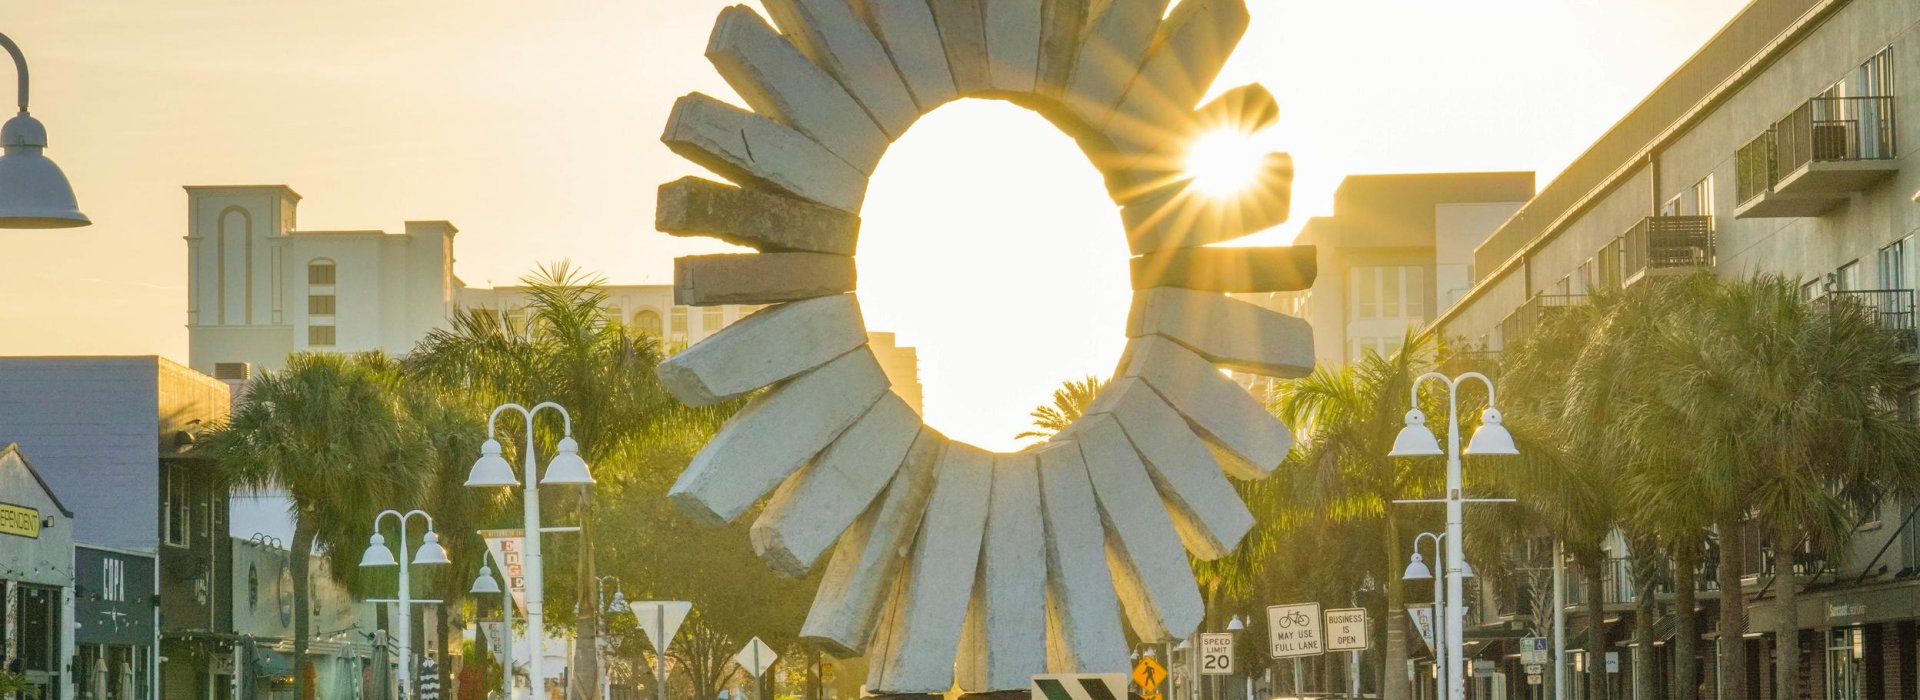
[1472, 660, 1495, 678]
[1528, 674, 1543, 686]
[1520, 637, 1549, 665]
[1199, 633, 1234, 675]
[1132, 656, 1167, 700]
[734, 637, 778, 678]
[630, 601, 693, 654]
[1405, 607, 1435, 654]
[1267, 603, 1323, 658]
[1324, 608, 1368, 651]
[1032, 674, 1127, 700]
[1525, 663, 1543, 674]
[1604, 651, 1619, 673]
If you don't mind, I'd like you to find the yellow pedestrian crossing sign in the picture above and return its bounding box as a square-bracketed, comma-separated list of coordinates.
[1133, 656, 1167, 700]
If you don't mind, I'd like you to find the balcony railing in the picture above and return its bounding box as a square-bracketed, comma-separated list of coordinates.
[1736, 128, 1777, 205]
[1565, 557, 1640, 608]
[1624, 216, 1713, 284]
[1498, 294, 1587, 349]
[1735, 95, 1897, 217]
[1777, 95, 1896, 173]
[1817, 289, 1918, 350]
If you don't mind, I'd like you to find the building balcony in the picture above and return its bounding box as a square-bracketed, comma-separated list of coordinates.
[1623, 215, 1713, 284]
[1564, 557, 1642, 613]
[1498, 294, 1586, 348]
[1734, 96, 1898, 219]
[1815, 288, 1918, 351]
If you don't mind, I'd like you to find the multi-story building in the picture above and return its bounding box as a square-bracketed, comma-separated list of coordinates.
[1430, 0, 1920, 697]
[0, 357, 233, 700]
[183, 185, 925, 412]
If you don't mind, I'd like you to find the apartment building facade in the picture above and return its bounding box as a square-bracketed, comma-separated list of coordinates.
[1430, 0, 1920, 698]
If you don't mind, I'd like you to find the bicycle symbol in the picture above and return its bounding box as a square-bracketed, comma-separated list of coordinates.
[1275, 610, 1311, 629]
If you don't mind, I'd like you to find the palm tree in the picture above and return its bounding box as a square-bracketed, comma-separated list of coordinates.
[406, 262, 676, 700]
[1250, 330, 1446, 700]
[203, 352, 431, 700]
[1015, 375, 1104, 441]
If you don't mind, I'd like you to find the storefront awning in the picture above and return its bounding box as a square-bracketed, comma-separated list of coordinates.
[251, 647, 294, 679]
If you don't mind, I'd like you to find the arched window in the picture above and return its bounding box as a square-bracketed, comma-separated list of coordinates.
[633, 308, 664, 337]
[306, 258, 336, 347]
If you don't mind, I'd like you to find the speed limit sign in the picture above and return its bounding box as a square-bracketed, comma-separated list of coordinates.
[1200, 633, 1234, 675]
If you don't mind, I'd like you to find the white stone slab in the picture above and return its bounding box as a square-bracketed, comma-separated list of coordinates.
[658, 294, 867, 407]
[764, 0, 922, 139]
[669, 346, 890, 526]
[1063, 0, 1169, 128]
[857, 0, 959, 110]
[1091, 378, 1251, 558]
[662, 92, 869, 213]
[1035, 0, 1088, 98]
[957, 452, 1048, 691]
[928, 0, 991, 95]
[1119, 336, 1291, 479]
[1102, 0, 1249, 155]
[753, 393, 924, 577]
[707, 5, 890, 174]
[1127, 287, 1314, 379]
[801, 428, 946, 656]
[1034, 441, 1129, 674]
[982, 0, 1042, 94]
[1076, 414, 1203, 642]
[1118, 151, 1292, 253]
[866, 443, 995, 693]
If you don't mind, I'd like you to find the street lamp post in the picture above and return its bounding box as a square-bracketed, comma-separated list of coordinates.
[471, 565, 514, 700]
[359, 509, 450, 700]
[1405, 532, 1478, 700]
[595, 576, 628, 700]
[0, 33, 89, 228]
[1388, 371, 1517, 700]
[465, 402, 595, 698]
[1225, 615, 1246, 700]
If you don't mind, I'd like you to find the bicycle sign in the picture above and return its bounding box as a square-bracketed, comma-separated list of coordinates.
[1267, 603, 1323, 658]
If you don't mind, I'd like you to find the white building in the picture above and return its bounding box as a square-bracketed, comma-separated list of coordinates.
[183, 185, 924, 409]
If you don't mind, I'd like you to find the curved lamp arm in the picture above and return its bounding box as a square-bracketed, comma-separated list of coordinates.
[0, 33, 26, 112]
[1408, 372, 1454, 409]
[1455, 371, 1499, 408]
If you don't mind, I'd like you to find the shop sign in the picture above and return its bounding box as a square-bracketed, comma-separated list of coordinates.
[0, 501, 40, 538]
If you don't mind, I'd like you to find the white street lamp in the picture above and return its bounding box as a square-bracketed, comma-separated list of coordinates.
[0, 33, 87, 228]
[1389, 372, 1516, 700]
[467, 402, 594, 696]
[471, 565, 514, 700]
[360, 509, 447, 700]
[1407, 531, 1476, 700]
[595, 576, 627, 700]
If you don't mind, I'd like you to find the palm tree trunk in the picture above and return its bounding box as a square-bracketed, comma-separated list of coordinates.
[1632, 561, 1656, 700]
[291, 520, 317, 700]
[1582, 555, 1607, 700]
[1673, 547, 1699, 700]
[437, 607, 453, 700]
[1772, 528, 1801, 700]
[1381, 515, 1410, 700]
[1714, 516, 1747, 700]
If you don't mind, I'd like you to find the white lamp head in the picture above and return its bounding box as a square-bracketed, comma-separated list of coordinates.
[0, 112, 88, 229]
[1226, 615, 1246, 632]
[1402, 551, 1433, 581]
[412, 530, 451, 566]
[470, 565, 501, 595]
[358, 533, 398, 568]
[609, 590, 629, 614]
[1389, 409, 1444, 457]
[539, 436, 594, 485]
[1460, 559, 1477, 579]
[465, 438, 519, 488]
[1464, 407, 1519, 456]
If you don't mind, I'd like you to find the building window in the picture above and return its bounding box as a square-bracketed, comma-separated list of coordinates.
[164, 466, 190, 547]
[702, 306, 724, 335]
[1691, 175, 1715, 220]
[1826, 627, 1864, 700]
[1834, 261, 1860, 292]
[670, 306, 688, 337]
[634, 309, 663, 337]
[1879, 237, 1910, 290]
[1351, 266, 1425, 320]
[505, 308, 528, 337]
[307, 260, 336, 285]
[602, 305, 622, 328]
[308, 294, 336, 315]
[308, 324, 336, 347]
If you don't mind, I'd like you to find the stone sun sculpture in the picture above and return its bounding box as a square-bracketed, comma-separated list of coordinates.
[651, 0, 1316, 695]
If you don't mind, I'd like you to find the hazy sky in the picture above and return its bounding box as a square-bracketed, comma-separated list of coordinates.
[2, 0, 1745, 449]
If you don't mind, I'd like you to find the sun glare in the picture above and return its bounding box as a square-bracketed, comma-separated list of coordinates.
[1184, 130, 1267, 196]
[857, 101, 1131, 452]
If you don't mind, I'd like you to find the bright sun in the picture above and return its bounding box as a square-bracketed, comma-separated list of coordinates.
[1184, 130, 1267, 196]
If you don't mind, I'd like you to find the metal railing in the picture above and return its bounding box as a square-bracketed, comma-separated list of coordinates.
[1565, 557, 1638, 606]
[1775, 96, 1897, 176]
[1817, 289, 1918, 350]
[1624, 216, 1714, 282]
[1736, 128, 1777, 205]
[1498, 294, 1587, 349]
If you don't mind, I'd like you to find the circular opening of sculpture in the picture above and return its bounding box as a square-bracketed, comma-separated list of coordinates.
[857, 100, 1130, 452]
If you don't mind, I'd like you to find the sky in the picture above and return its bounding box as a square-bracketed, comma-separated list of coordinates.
[1, 0, 1748, 450]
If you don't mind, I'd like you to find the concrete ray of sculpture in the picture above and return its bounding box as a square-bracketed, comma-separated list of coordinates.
[653, 0, 1318, 694]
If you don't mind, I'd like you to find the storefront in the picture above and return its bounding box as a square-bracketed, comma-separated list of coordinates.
[0, 444, 77, 700]
[75, 545, 159, 700]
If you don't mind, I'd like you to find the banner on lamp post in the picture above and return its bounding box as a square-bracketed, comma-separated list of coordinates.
[480, 529, 528, 617]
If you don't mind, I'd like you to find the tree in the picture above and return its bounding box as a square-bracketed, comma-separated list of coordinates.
[1015, 375, 1104, 441]
[204, 352, 431, 700]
